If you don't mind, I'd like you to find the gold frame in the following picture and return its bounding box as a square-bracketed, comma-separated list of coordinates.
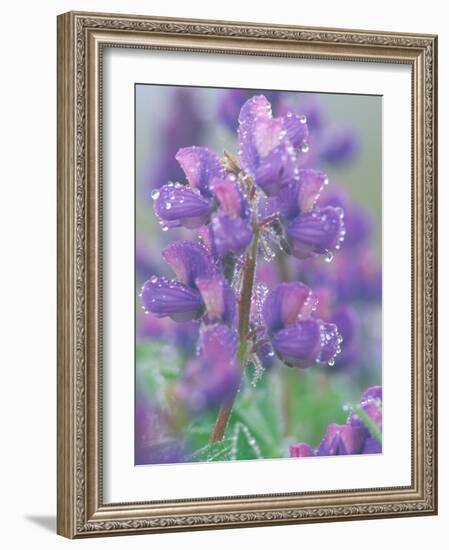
[57, 11, 438, 538]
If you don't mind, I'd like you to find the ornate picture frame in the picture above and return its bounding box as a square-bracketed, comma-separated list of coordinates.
[57, 11, 437, 538]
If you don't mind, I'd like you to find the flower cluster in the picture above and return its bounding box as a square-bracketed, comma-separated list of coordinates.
[217, 90, 359, 169]
[289, 386, 382, 457]
[141, 94, 348, 438]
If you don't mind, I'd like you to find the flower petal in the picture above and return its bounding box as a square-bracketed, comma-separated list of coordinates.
[361, 385, 382, 403]
[317, 322, 341, 365]
[362, 436, 382, 454]
[271, 319, 322, 368]
[289, 443, 315, 458]
[196, 277, 237, 325]
[297, 169, 328, 212]
[331, 305, 358, 367]
[238, 95, 276, 177]
[263, 282, 316, 334]
[276, 180, 301, 220]
[286, 206, 345, 259]
[316, 423, 365, 456]
[254, 141, 299, 196]
[141, 277, 204, 322]
[210, 212, 253, 257]
[176, 146, 224, 197]
[212, 177, 247, 218]
[275, 169, 326, 220]
[281, 112, 309, 148]
[162, 241, 216, 287]
[153, 183, 213, 229]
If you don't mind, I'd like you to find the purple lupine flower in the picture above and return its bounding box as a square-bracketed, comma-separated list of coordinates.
[262, 282, 342, 368]
[152, 146, 225, 229]
[286, 206, 346, 260]
[217, 89, 282, 132]
[348, 386, 382, 454]
[316, 423, 365, 456]
[205, 176, 253, 256]
[237, 95, 308, 196]
[260, 168, 346, 261]
[289, 442, 314, 457]
[290, 386, 382, 458]
[177, 324, 241, 412]
[141, 240, 236, 324]
[139, 92, 359, 461]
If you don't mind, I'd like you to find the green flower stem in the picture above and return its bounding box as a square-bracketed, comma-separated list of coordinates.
[209, 229, 260, 443]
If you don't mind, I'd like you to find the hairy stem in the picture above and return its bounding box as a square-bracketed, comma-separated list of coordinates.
[209, 230, 259, 443]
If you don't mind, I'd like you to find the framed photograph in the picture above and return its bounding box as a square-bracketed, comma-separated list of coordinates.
[57, 11, 438, 538]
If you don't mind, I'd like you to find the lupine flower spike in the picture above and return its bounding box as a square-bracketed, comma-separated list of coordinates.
[141, 94, 347, 441]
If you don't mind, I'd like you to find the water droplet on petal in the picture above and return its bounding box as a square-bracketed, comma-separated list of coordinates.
[151, 189, 160, 200]
[324, 250, 334, 263]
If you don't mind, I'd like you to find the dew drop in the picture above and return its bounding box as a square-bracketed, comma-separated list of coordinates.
[324, 250, 334, 263]
[151, 189, 160, 200]
[166, 202, 172, 210]
[299, 115, 307, 124]
[300, 143, 309, 153]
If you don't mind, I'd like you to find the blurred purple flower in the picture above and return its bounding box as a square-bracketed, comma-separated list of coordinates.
[149, 88, 205, 191]
[278, 95, 360, 169]
[320, 125, 360, 166]
[177, 324, 241, 412]
[135, 398, 185, 464]
[319, 189, 371, 250]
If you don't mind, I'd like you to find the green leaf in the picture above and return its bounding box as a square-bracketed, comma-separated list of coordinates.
[187, 439, 233, 462]
[231, 422, 263, 460]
